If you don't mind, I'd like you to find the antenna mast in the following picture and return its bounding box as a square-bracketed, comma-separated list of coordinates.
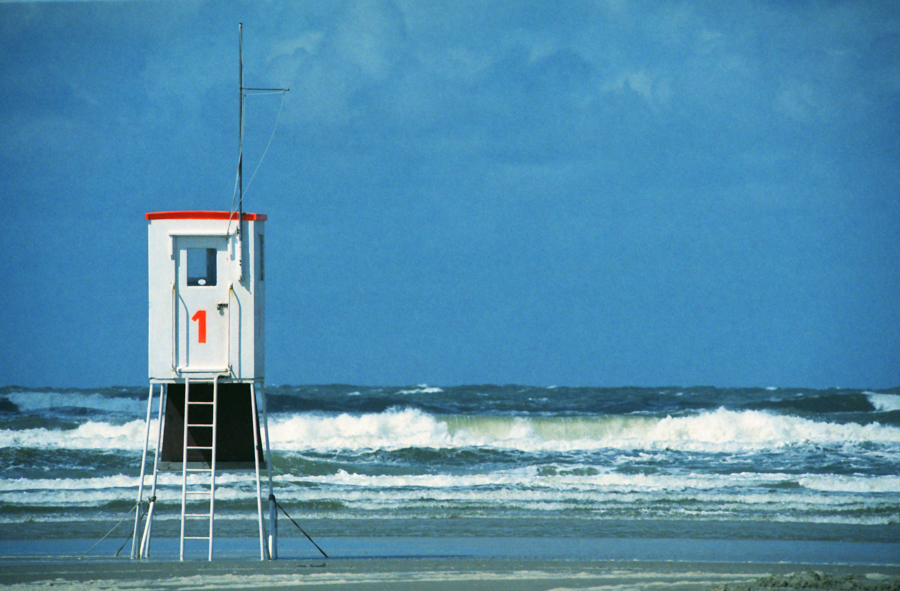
[235, 23, 288, 279]
[239, 23, 244, 229]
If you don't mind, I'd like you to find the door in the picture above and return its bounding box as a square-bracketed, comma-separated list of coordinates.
[174, 236, 230, 373]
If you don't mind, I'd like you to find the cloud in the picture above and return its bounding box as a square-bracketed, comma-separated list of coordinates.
[0, 113, 86, 164]
[333, 0, 408, 80]
[773, 79, 821, 122]
[269, 31, 326, 63]
[601, 69, 672, 106]
[266, 0, 410, 126]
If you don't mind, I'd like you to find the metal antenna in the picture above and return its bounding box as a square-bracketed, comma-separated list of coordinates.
[239, 23, 244, 233]
[238, 23, 289, 224]
[235, 23, 288, 279]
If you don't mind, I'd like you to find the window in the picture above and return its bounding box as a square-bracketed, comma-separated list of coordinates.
[258, 235, 265, 281]
[187, 248, 217, 286]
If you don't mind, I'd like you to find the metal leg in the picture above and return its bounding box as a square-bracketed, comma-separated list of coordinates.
[260, 382, 277, 560]
[250, 382, 266, 560]
[132, 383, 156, 559]
[140, 383, 167, 558]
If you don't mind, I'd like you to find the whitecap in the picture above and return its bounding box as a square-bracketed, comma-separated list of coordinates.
[266, 407, 900, 453]
[0, 419, 151, 450]
[868, 393, 900, 413]
[395, 384, 444, 395]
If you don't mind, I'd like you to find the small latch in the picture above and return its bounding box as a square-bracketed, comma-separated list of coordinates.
[217, 302, 228, 311]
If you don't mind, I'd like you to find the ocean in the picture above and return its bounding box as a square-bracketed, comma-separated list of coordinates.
[1, 384, 899, 563]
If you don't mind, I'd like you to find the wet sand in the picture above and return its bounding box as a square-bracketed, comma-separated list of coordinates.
[1, 558, 899, 591]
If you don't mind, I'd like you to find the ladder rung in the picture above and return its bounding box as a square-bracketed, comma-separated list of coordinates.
[187, 424, 214, 428]
[187, 445, 213, 450]
[184, 536, 211, 540]
[188, 401, 215, 405]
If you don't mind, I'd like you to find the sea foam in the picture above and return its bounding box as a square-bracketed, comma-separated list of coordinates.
[0, 420, 151, 450]
[268, 407, 900, 453]
[868, 393, 900, 413]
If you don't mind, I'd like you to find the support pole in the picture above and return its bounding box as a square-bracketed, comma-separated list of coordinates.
[249, 382, 267, 560]
[236, 22, 244, 281]
[131, 383, 156, 559]
[140, 383, 167, 558]
[260, 382, 277, 559]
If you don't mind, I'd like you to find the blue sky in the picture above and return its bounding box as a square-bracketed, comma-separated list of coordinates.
[1, 0, 898, 389]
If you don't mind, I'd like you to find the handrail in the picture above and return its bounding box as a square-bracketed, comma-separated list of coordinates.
[228, 284, 236, 376]
[171, 282, 177, 372]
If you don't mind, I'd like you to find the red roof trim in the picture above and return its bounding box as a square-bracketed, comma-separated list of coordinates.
[145, 211, 267, 221]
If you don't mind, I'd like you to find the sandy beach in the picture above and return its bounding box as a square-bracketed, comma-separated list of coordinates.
[2, 536, 899, 590]
[1, 558, 899, 591]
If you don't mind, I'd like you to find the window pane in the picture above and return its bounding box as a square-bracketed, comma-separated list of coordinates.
[187, 248, 217, 286]
[258, 235, 265, 281]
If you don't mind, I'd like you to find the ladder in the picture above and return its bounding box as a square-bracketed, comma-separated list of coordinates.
[179, 376, 219, 561]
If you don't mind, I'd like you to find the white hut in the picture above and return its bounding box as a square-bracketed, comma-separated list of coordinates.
[133, 211, 276, 561]
[146, 211, 265, 381]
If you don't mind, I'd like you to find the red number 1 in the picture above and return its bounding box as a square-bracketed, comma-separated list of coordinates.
[191, 310, 207, 343]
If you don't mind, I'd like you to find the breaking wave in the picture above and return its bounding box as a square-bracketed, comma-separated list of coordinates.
[268, 407, 900, 453]
[868, 393, 900, 413]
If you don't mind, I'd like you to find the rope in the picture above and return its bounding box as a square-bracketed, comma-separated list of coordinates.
[115, 509, 145, 557]
[243, 91, 287, 198]
[79, 503, 140, 560]
[273, 497, 328, 558]
[227, 90, 287, 236]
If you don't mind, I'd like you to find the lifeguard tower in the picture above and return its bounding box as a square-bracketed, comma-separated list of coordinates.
[132, 210, 277, 561]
